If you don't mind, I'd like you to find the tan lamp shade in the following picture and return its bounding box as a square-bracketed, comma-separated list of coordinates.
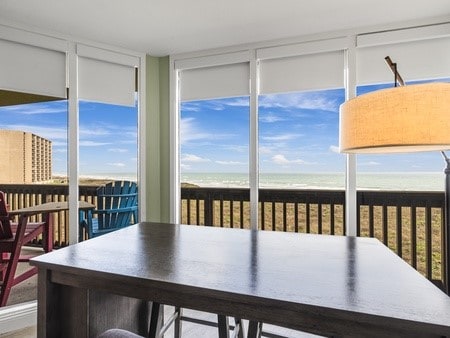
[339, 82, 450, 153]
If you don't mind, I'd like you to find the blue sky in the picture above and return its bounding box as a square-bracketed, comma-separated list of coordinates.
[0, 83, 445, 177]
[181, 85, 443, 174]
[0, 100, 138, 175]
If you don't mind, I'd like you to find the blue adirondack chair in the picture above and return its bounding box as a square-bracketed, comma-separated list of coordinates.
[79, 181, 138, 241]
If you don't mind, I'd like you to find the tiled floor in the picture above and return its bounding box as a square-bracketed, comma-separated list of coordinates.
[1, 307, 322, 338]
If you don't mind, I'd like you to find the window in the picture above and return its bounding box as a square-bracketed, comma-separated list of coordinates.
[178, 58, 250, 226]
[356, 36, 450, 191]
[258, 49, 345, 232]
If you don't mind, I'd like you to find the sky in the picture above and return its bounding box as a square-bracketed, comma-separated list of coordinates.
[0, 82, 445, 178]
[181, 84, 444, 174]
[0, 100, 138, 176]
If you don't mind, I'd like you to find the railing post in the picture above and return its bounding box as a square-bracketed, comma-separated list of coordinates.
[204, 193, 213, 226]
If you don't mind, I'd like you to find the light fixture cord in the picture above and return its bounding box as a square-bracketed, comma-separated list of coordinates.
[384, 56, 405, 87]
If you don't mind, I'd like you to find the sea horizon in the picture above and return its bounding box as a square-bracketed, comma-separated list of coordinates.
[181, 172, 445, 191]
[54, 171, 446, 191]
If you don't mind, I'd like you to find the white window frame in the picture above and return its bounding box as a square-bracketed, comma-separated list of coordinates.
[172, 38, 352, 231]
[170, 20, 449, 235]
[0, 22, 146, 333]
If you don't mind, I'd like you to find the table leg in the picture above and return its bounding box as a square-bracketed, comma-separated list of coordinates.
[247, 321, 262, 338]
[217, 315, 230, 338]
[234, 317, 244, 338]
[174, 307, 182, 338]
[148, 302, 163, 338]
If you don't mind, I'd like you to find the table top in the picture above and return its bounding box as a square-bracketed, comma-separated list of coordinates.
[31, 222, 450, 337]
[9, 200, 95, 216]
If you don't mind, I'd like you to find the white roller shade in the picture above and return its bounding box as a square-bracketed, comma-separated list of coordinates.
[259, 50, 344, 95]
[0, 39, 66, 98]
[357, 37, 450, 85]
[78, 45, 138, 107]
[180, 62, 249, 101]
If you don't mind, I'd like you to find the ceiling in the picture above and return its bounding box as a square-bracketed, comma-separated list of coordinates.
[0, 0, 449, 56]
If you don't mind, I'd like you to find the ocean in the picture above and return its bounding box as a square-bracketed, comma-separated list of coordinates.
[78, 171, 445, 191]
[181, 172, 445, 191]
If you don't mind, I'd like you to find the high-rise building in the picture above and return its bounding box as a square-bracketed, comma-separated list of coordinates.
[0, 130, 52, 183]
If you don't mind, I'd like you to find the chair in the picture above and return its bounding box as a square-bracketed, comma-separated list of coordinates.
[98, 329, 144, 338]
[0, 191, 49, 306]
[80, 181, 138, 241]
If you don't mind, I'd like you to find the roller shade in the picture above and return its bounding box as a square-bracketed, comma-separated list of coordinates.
[0, 39, 66, 99]
[357, 37, 450, 85]
[259, 50, 344, 94]
[180, 62, 249, 101]
[78, 45, 138, 107]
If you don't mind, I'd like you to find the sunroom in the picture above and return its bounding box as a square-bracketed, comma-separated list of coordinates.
[0, 0, 450, 337]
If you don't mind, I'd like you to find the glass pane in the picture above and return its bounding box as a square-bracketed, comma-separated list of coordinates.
[78, 100, 139, 239]
[258, 89, 345, 233]
[0, 97, 68, 306]
[180, 97, 250, 227]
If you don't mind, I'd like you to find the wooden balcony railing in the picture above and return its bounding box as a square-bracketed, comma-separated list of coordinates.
[181, 187, 445, 286]
[0, 184, 445, 287]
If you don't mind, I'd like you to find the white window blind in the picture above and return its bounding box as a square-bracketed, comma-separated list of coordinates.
[357, 37, 450, 85]
[78, 45, 138, 107]
[0, 39, 66, 98]
[259, 50, 344, 95]
[180, 62, 249, 101]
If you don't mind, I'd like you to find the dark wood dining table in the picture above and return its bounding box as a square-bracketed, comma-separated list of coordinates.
[31, 222, 450, 338]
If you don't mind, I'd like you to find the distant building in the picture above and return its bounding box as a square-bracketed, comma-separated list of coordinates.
[0, 130, 52, 183]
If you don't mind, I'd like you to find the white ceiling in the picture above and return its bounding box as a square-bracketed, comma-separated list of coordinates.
[0, 0, 449, 56]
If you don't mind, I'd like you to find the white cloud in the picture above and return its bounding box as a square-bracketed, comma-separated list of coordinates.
[125, 131, 138, 138]
[180, 117, 212, 144]
[223, 98, 249, 107]
[180, 117, 233, 144]
[107, 162, 126, 167]
[261, 134, 300, 141]
[180, 102, 201, 112]
[80, 140, 111, 147]
[80, 128, 110, 136]
[182, 154, 211, 163]
[180, 163, 192, 170]
[359, 161, 380, 166]
[329, 145, 340, 153]
[108, 148, 128, 153]
[272, 154, 305, 165]
[52, 141, 67, 147]
[259, 113, 286, 123]
[0, 104, 66, 115]
[215, 160, 244, 165]
[223, 145, 248, 153]
[259, 146, 274, 154]
[259, 92, 339, 112]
